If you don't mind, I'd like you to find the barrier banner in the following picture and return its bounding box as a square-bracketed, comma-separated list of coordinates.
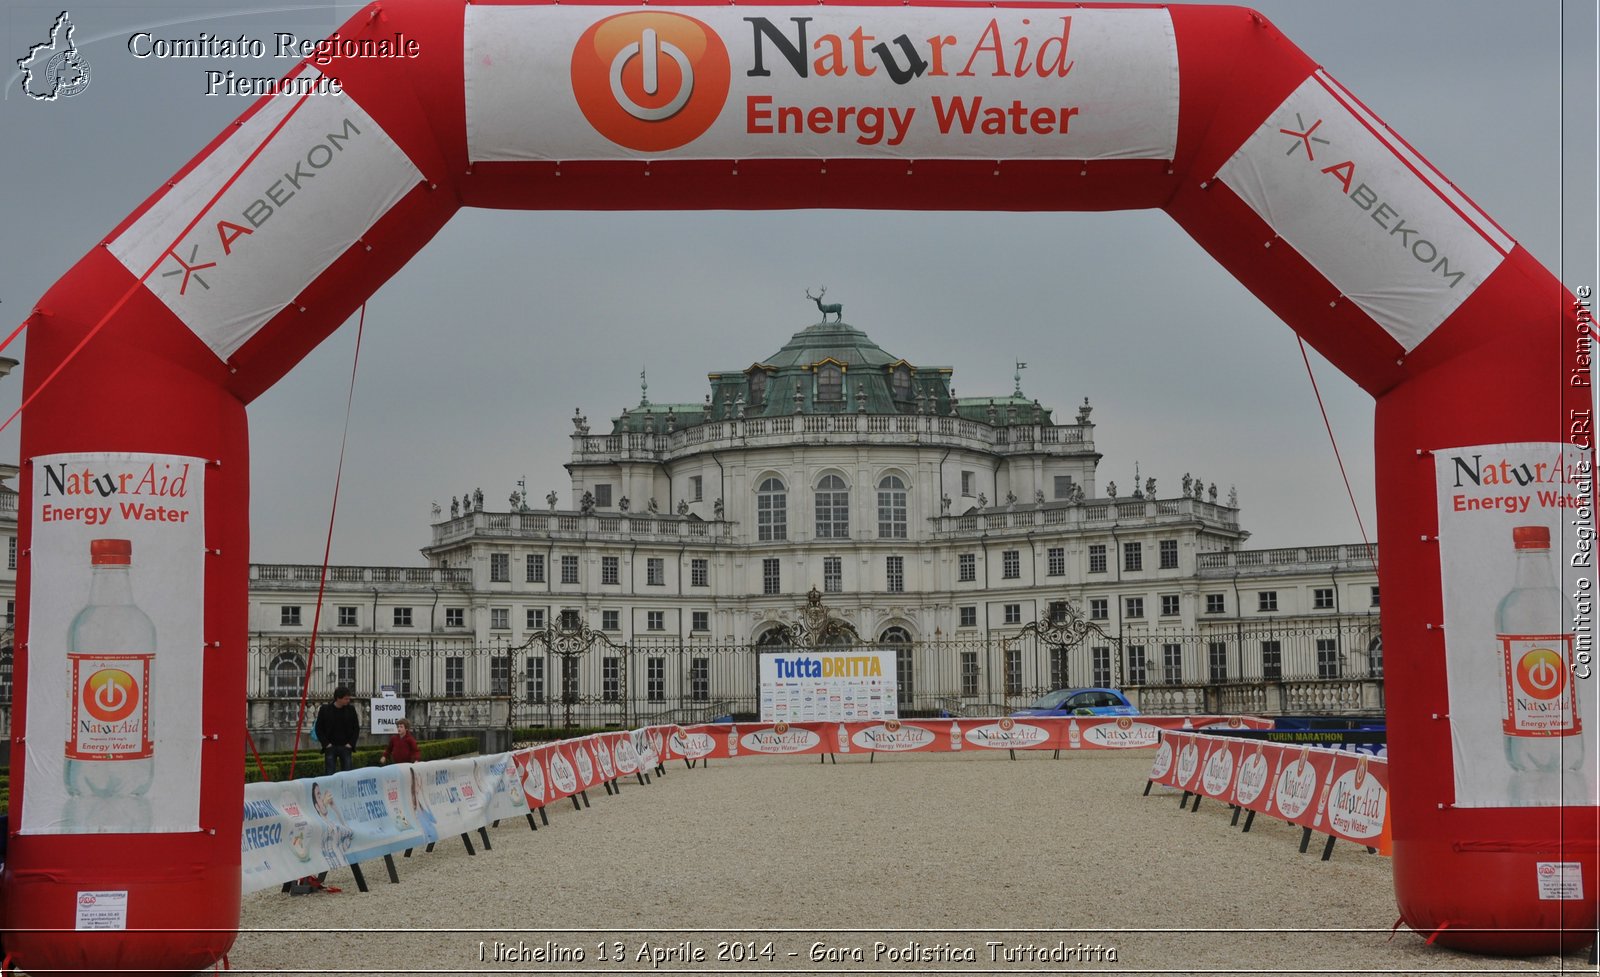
[1155, 732, 1394, 857]
[511, 748, 548, 810]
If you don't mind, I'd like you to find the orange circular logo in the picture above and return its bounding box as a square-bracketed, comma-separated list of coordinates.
[1516, 647, 1567, 700]
[83, 668, 139, 723]
[571, 12, 730, 152]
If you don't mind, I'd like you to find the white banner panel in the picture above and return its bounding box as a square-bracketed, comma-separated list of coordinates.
[758, 649, 897, 722]
[466, 6, 1177, 162]
[1218, 72, 1510, 353]
[24, 453, 205, 835]
[1435, 443, 1598, 807]
[108, 70, 423, 362]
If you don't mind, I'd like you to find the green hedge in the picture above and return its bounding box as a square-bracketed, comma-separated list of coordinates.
[244, 737, 479, 783]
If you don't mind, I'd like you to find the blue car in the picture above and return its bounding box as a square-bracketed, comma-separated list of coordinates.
[1012, 687, 1139, 717]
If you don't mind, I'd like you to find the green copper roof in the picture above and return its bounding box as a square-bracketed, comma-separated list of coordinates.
[762, 321, 898, 369]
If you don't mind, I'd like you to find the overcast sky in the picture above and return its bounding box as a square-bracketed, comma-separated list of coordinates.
[2, 0, 1595, 567]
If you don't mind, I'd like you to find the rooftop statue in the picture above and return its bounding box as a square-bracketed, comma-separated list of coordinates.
[805, 286, 843, 323]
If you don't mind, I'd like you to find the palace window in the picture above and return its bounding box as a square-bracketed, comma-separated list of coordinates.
[877, 475, 908, 539]
[692, 611, 710, 632]
[338, 606, 358, 628]
[815, 475, 850, 538]
[602, 658, 620, 701]
[1126, 645, 1147, 685]
[1123, 541, 1142, 572]
[1054, 475, 1074, 500]
[391, 657, 412, 695]
[490, 607, 509, 630]
[961, 471, 976, 497]
[886, 555, 904, 594]
[1091, 646, 1111, 687]
[1261, 640, 1283, 680]
[392, 607, 412, 628]
[690, 658, 709, 701]
[823, 556, 842, 593]
[601, 556, 620, 586]
[647, 658, 666, 702]
[1002, 550, 1020, 580]
[1314, 587, 1335, 610]
[757, 477, 788, 541]
[602, 610, 619, 631]
[1317, 638, 1341, 678]
[1089, 598, 1108, 621]
[647, 558, 665, 586]
[816, 363, 844, 402]
[561, 555, 579, 585]
[1205, 593, 1225, 615]
[958, 553, 976, 582]
[691, 475, 703, 501]
[524, 658, 545, 703]
[526, 554, 545, 583]
[647, 611, 665, 631]
[1163, 643, 1183, 684]
[763, 558, 781, 596]
[490, 552, 509, 582]
[1160, 594, 1180, 617]
[1258, 591, 1278, 613]
[280, 606, 301, 627]
[749, 369, 768, 405]
[1088, 544, 1107, 574]
[959, 606, 977, 628]
[1047, 547, 1065, 577]
[691, 558, 709, 587]
[445, 658, 465, 697]
[1208, 642, 1228, 683]
[890, 364, 913, 400]
[1003, 603, 1022, 625]
[526, 607, 545, 630]
[1159, 539, 1178, 569]
[1125, 597, 1144, 619]
[594, 484, 612, 508]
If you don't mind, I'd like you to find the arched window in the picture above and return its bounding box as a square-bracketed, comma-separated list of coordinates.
[748, 370, 768, 405]
[757, 476, 787, 541]
[816, 363, 843, 402]
[268, 649, 305, 698]
[890, 364, 913, 401]
[880, 626, 914, 706]
[815, 474, 850, 539]
[877, 474, 907, 539]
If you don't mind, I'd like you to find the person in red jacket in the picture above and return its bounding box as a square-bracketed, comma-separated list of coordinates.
[381, 719, 420, 765]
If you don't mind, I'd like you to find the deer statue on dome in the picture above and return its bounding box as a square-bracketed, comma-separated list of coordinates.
[805, 287, 843, 323]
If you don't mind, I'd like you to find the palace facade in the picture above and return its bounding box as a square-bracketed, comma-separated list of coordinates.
[0, 324, 1383, 740]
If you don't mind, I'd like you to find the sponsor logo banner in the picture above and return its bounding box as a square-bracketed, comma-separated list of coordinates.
[1435, 442, 1598, 807]
[107, 72, 423, 362]
[1218, 72, 1510, 352]
[25, 452, 205, 835]
[466, 6, 1177, 162]
[757, 649, 898, 723]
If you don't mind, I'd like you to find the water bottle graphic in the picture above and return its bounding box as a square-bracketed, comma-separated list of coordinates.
[836, 723, 850, 753]
[949, 720, 962, 751]
[1497, 525, 1586, 803]
[1067, 718, 1082, 750]
[64, 538, 155, 832]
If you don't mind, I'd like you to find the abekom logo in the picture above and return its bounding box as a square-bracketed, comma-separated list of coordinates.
[571, 12, 730, 152]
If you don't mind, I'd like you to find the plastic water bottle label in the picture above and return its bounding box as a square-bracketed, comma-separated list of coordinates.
[66, 654, 153, 760]
[1499, 634, 1580, 736]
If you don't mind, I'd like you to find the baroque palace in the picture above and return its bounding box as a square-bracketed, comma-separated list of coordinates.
[0, 319, 1382, 743]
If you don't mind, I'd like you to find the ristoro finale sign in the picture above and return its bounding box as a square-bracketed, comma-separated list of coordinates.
[465, 7, 1178, 161]
[24, 453, 206, 835]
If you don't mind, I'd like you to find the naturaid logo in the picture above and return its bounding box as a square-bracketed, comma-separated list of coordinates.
[571, 12, 730, 152]
[18, 11, 92, 101]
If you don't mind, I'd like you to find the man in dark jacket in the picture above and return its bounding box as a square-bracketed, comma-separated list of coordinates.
[314, 687, 360, 774]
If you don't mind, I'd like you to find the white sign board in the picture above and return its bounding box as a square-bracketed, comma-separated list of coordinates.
[370, 696, 406, 735]
[758, 649, 897, 723]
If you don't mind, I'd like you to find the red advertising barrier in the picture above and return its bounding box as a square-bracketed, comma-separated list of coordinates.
[1152, 731, 1392, 856]
[674, 716, 1271, 759]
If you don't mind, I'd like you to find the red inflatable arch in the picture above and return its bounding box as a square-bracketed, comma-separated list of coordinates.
[6, 1, 1595, 971]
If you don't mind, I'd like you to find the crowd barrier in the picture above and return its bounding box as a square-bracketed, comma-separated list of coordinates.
[1146, 729, 1392, 858]
[240, 717, 1271, 894]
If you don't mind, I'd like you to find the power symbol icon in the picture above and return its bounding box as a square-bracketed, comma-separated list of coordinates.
[94, 676, 130, 712]
[609, 27, 693, 122]
[1526, 657, 1562, 693]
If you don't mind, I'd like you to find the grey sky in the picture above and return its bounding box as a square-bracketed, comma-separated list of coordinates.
[2, 0, 1595, 567]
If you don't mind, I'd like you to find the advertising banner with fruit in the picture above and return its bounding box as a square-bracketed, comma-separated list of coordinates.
[23, 452, 206, 835]
[1435, 442, 1598, 808]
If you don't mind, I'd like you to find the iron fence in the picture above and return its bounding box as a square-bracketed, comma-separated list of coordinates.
[242, 616, 1383, 733]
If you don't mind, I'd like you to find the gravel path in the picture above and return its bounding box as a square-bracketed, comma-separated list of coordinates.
[230, 750, 1579, 975]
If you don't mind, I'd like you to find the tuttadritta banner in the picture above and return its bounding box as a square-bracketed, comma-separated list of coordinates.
[1434, 442, 1598, 808]
[465, 6, 1179, 162]
[1150, 730, 1392, 856]
[25, 453, 207, 836]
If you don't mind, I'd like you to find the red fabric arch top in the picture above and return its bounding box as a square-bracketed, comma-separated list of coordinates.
[6, 3, 1593, 972]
